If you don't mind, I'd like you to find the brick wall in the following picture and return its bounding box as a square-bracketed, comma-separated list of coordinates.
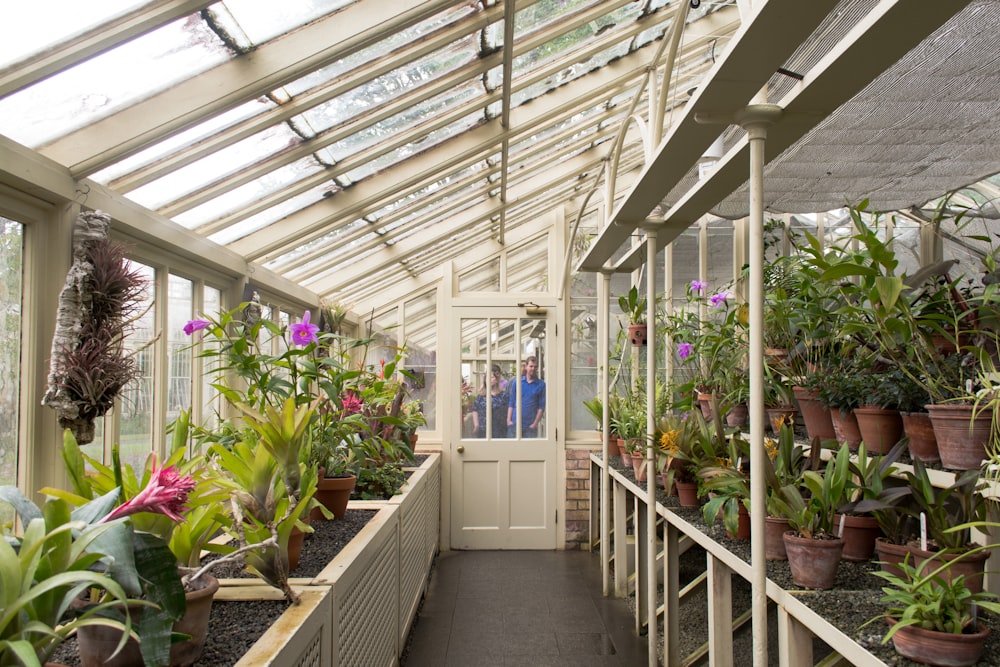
[564, 447, 594, 550]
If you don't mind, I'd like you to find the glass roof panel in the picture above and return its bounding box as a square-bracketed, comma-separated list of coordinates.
[1, 0, 148, 68]
[125, 123, 306, 210]
[343, 111, 485, 183]
[0, 15, 229, 147]
[201, 185, 335, 243]
[90, 97, 278, 185]
[160, 157, 326, 226]
[296, 37, 479, 135]
[222, 0, 355, 45]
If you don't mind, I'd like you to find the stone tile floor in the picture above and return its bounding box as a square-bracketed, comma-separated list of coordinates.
[403, 550, 650, 666]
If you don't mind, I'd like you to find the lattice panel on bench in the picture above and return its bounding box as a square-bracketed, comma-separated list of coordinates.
[399, 479, 428, 644]
[338, 527, 398, 666]
[292, 629, 323, 667]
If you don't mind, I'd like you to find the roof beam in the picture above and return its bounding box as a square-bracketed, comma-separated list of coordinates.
[610, 0, 977, 273]
[577, 0, 839, 272]
[39, 0, 461, 176]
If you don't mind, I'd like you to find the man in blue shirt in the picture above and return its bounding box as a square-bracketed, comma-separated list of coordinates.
[507, 355, 545, 438]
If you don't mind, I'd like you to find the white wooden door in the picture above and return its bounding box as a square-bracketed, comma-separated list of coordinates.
[450, 308, 557, 549]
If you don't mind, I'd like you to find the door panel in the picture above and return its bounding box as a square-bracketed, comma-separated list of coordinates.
[451, 307, 556, 549]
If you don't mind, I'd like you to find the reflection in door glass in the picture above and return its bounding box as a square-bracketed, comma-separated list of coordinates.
[507, 318, 546, 439]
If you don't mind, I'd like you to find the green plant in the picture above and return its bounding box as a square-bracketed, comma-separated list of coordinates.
[699, 432, 751, 536]
[902, 459, 992, 551]
[618, 285, 647, 324]
[51, 414, 232, 570]
[768, 443, 850, 539]
[582, 396, 603, 431]
[0, 493, 137, 667]
[355, 461, 406, 500]
[867, 552, 1000, 641]
[1, 483, 188, 667]
[840, 440, 907, 513]
[761, 423, 815, 517]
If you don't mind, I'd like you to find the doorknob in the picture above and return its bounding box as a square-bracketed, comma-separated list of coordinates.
[457, 445, 465, 453]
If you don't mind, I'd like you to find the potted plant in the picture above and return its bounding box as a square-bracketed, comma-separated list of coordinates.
[699, 432, 751, 539]
[835, 440, 906, 562]
[760, 425, 816, 560]
[0, 491, 138, 667]
[867, 553, 1000, 666]
[899, 459, 994, 594]
[767, 444, 851, 589]
[618, 285, 647, 346]
[657, 410, 724, 508]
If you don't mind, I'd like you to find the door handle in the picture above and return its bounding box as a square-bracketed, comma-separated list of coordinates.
[457, 445, 465, 453]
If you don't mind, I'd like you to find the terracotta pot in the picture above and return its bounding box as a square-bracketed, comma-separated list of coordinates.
[766, 406, 797, 434]
[675, 481, 700, 508]
[76, 574, 220, 667]
[630, 452, 648, 482]
[313, 473, 357, 521]
[659, 471, 676, 495]
[925, 403, 994, 471]
[783, 532, 843, 590]
[853, 405, 904, 454]
[829, 408, 862, 450]
[288, 524, 306, 571]
[615, 437, 630, 466]
[734, 504, 750, 540]
[725, 403, 749, 428]
[901, 411, 940, 463]
[627, 323, 647, 346]
[889, 619, 989, 667]
[765, 516, 791, 560]
[697, 392, 715, 421]
[793, 386, 836, 440]
[908, 544, 990, 595]
[875, 537, 911, 579]
[834, 513, 882, 562]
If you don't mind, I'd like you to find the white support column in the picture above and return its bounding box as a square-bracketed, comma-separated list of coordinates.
[737, 103, 783, 667]
[599, 270, 612, 596]
[644, 225, 658, 666]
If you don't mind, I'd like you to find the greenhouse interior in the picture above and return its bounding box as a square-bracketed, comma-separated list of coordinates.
[2, 0, 1000, 666]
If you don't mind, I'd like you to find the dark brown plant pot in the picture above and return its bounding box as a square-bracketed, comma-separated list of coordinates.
[765, 516, 790, 560]
[766, 406, 797, 434]
[733, 504, 750, 540]
[76, 574, 220, 667]
[697, 392, 715, 421]
[829, 408, 862, 450]
[792, 386, 836, 440]
[901, 411, 940, 463]
[834, 513, 882, 562]
[313, 474, 357, 521]
[875, 537, 911, 579]
[908, 544, 990, 595]
[783, 532, 843, 590]
[853, 405, 904, 454]
[627, 323, 647, 346]
[925, 403, 993, 471]
[889, 619, 989, 667]
[725, 403, 749, 428]
[675, 481, 700, 508]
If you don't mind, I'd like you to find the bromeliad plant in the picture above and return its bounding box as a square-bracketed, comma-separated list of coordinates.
[0, 493, 137, 667]
[768, 442, 851, 539]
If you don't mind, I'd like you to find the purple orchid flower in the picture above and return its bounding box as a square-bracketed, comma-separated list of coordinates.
[677, 342, 694, 359]
[289, 311, 319, 346]
[690, 280, 708, 295]
[709, 292, 730, 308]
[183, 319, 211, 335]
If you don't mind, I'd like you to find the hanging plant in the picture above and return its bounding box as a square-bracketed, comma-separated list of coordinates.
[41, 210, 147, 444]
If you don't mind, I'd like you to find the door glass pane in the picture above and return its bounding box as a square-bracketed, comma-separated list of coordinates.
[460, 318, 486, 438]
[0, 218, 22, 526]
[508, 317, 547, 440]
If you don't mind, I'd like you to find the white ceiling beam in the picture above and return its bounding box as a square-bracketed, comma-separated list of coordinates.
[39, 0, 461, 176]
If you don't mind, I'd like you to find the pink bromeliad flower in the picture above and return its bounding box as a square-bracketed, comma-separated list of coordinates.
[341, 392, 363, 415]
[102, 459, 196, 524]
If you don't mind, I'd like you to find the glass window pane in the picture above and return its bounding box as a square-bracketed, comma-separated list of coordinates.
[202, 285, 222, 427]
[403, 291, 436, 433]
[167, 275, 193, 426]
[506, 236, 549, 293]
[0, 218, 22, 525]
[459, 258, 500, 292]
[119, 262, 156, 471]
